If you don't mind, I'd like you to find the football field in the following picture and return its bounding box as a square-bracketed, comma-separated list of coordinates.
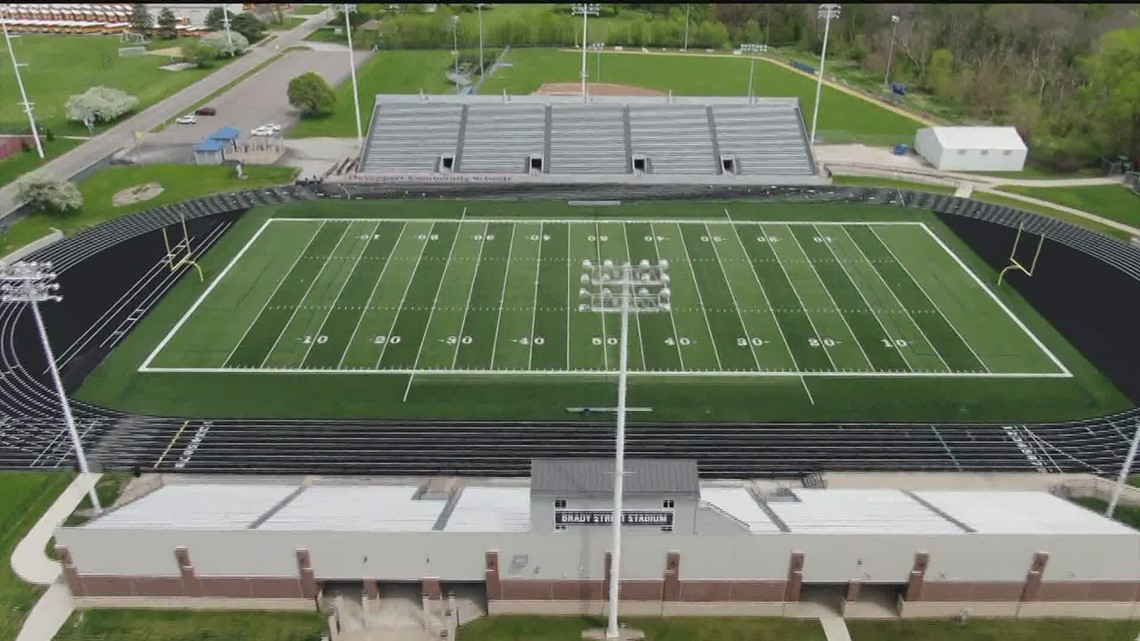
[141, 216, 1069, 390]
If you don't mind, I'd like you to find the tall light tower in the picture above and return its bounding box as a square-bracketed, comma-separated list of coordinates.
[579, 259, 671, 640]
[476, 3, 485, 79]
[590, 42, 605, 83]
[0, 262, 100, 512]
[221, 3, 234, 51]
[809, 4, 841, 148]
[741, 43, 768, 102]
[344, 3, 363, 146]
[1, 6, 44, 159]
[683, 3, 690, 51]
[572, 3, 600, 103]
[884, 14, 900, 90]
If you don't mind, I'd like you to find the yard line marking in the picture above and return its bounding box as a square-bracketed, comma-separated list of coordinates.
[649, 222, 685, 370]
[404, 212, 467, 402]
[872, 225, 993, 374]
[528, 222, 545, 370]
[301, 221, 382, 366]
[674, 223, 723, 371]
[565, 222, 572, 369]
[785, 224, 875, 371]
[913, 223, 1069, 376]
[593, 222, 610, 371]
[336, 222, 408, 368]
[839, 225, 950, 372]
[375, 223, 437, 368]
[757, 222, 838, 372]
[140, 217, 277, 372]
[452, 222, 490, 368]
[259, 223, 353, 368]
[704, 222, 762, 372]
[621, 223, 648, 370]
[489, 223, 517, 369]
[726, 217, 812, 404]
[269, 217, 930, 227]
[814, 223, 914, 373]
[153, 420, 190, 469]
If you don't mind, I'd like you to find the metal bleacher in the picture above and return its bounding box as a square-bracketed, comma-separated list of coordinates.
[628, 104, 718, 174]
[360, 102, 462, 173]
[548, 104, 629, 174]
[712, 104, 816, 176]
[458, 103, 546, 173]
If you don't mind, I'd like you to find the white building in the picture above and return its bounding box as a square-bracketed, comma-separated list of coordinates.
[146, 4, 244, 27]
[914, 126, 1028, 172]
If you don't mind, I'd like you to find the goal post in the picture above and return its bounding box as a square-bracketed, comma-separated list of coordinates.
[996, 223, 1044, 287]
[162, 215, 205, 282]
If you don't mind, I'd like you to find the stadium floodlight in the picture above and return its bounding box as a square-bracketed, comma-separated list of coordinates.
[885, 15, 900, 89]
[683, 3, 690, 51]
[450, 15, 461, 77]
[572, 4, 600, 102]
[0, 262, 100, 512]
[740, 43, 768, 102]
[0, 6, 44, 159]
[809, 4, 841, 148]
[344, 3, 363, 147]
[590, 42, 605, 83]
[580, 259, 670, 641]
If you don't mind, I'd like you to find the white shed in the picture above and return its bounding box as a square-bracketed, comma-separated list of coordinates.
[913, 126, 1027, 172]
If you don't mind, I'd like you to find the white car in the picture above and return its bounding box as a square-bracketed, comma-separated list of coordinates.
[175, 115, 197, 125]
[250, 126, 272, 137]
[262, 122, 282, 134]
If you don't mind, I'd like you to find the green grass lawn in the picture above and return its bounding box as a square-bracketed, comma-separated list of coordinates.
[965, 166, 1104, 180]
[0, 138, 82, 191]
[290, 5, 327, 16]
[998, 184, 1140, 230]
[831, 175, 957, 195]
[475, 48, 922, 145]
[0, 472, 74, 641]
[269, 16, 308, 31]
[847, 619, 1139, 641]
[55, 609, 326, 641]
[0, 164, 297, 258]
[288, 50, 454, 138]
[970, 191, 1135, 242]
[76, 199, 1127, 422]
[0, 36, 236, 137]
[1073, 496, 1140, 531]
[459, 616, 826, 641]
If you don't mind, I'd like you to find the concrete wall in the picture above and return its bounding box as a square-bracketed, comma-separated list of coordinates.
[530, 494, 696, 535]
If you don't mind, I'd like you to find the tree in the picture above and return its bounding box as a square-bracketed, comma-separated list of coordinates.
[205, 7, 225, 31]
[1084, 26, 1140, 159]
[288, 72, 337, 116]
[65, 86, 139, 134]
[129, 3, 153, 35]
[231, 12, 267, 43]
[181, 37, 220, 66]
[16, 172, 82, 214]
[202, 31, 250, 57]
[156, 8, 178, 40]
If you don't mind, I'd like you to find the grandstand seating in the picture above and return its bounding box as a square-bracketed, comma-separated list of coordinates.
[712, 105, 816, 176]
[360, 103, 462, 174]
[458, 104, 546, 173]
[628, 104, 718, 174]
[548, 104, 628, 174]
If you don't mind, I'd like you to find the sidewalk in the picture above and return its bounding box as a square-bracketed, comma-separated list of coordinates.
[15, 582, 75, 641]
[819, 615, 853, 641]
[11, 473, 101, 585]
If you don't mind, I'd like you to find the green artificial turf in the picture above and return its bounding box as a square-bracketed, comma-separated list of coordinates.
[0, 472, 74, 641]
[476, 48, 922, 146]
[75, 199, 1128, 422]
[54, 609, 326, 641]
[0, 137, 81, 190]
[0, 164, 298, 258]
[0, 35, 236, 137]
[998, 184, 1140, 230]
[847, 619, 1139, 641]
[459, 616, 826, 641]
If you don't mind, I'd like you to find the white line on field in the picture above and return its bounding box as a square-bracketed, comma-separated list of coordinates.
[489, 223, 516, 369]
[527, 221, 545, 371]
[704, 221, 762, 371]
[141, 366, 1073, 378]
[300, 221, 381, 366]
[374, 222, 436, 368]
[593, 222, 610, 371]
[620, 223, 648, 370]
[336, 221, 408, 368]
[649, 221, 686, 370]
[404, 211, 466, 401]
[452, 222, 489, 368]
[673, 222, 723, 370]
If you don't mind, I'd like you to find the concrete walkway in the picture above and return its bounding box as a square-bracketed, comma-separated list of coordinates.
[12, 473, 101, 585]
[15, 582, 75, 641]
[819, 615, 853, 641]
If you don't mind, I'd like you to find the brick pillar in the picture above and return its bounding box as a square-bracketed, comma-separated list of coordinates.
[423, 577, 442, 600]
[603, 551, 614, 601]
[175, 546, 200, 597]
[845, 579, 861, 602]
[297, 549, 317, 600]
[905, 552, 929, 603]
[56, 545, 85, 597]
[1020, 552, 1049, 603]
[784, 552, 804, 602]
[364, 579, 379, 600]
[663, 551, 681, 602]
[485, 552, 502, 600]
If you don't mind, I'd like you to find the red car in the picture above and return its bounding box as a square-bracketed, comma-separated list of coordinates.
[195, 107, 217, 116]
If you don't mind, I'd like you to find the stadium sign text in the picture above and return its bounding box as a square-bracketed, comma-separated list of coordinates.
[554, 510, 674, 526]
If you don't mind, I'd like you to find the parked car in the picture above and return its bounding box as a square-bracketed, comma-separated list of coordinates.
[175, 115, 197, 125]
[194, 106, 217, 116]
[262, 123, 282, 134]
[250, 126, 272, 137]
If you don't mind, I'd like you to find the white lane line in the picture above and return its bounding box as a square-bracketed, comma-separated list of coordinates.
[452, 222, 490, 368]
[374, 222, 436, 368]
[403, 214, 467, 401]
[528, 222, 545, 370]
[300, 221, 381, 366]
[673, 222, 723, 371]
[337, 222, 408, 368]
[489, 223, 517, 369]
[649, 222, 686, 370]
[704, 222, 762, 371]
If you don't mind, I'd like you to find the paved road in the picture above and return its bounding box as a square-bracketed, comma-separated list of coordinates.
[0, 7, 334, 219]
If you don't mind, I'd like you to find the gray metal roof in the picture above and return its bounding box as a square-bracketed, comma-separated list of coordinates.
[531, 458, 699, 496]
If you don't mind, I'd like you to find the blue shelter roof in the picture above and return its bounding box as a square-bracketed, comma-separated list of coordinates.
[193, 138, 225, 153]
[208, 126, 241, 141]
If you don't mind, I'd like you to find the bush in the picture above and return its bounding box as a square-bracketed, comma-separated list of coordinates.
[20, 139, 30, 153]
[202, 30, 250, 57]
[65, 86, 139, 134]
[16, 172, 83, 214]
[287, 72, 336, 116]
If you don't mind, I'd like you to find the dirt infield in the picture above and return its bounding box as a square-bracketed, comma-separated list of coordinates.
[534, 82, 666, 97]
[147, 46, 183, 58]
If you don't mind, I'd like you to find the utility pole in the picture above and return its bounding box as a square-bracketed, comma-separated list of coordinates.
[344, 4, 362, 146]
[572, 4, 599, 103]
[809, 4, 841, 148]
[1, 7, 44, 159]
[1108, 421, 1140, 519]
[741, 44, 768, 102]
[884, 15, 900, 90]
[683, 3, 690, 51]
[221, 3, 234, 51]
[451, 15, 460, 77]
[477, 3, 485, 78]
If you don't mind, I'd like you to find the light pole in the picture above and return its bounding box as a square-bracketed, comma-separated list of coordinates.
[476, 3, 485, 78]
[809, 4, 841, 148]
[1107, 421, 1140, 519]
[884, 14, 900, 90]
[0, 262, 100, 512]
[683, 3, 690, 51]
[590, 42, 605, 83]
[579, 259, 671, 640]
[1, 7, 44, 159]
[344, 3, 363, 147]
[572, 3, 600, 103]
[450, 15, 461, 77]
[221, 3, 234, 51]
[741, 43, 768, 102]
